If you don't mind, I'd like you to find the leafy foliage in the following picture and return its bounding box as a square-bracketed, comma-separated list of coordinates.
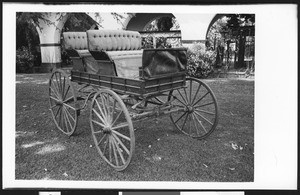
[187, 42, 216, 78]
[142, 16, 180, 49]
[206, 16, 229, 50]
[16, 46, 35, 73]
[62, 13, 98, 32]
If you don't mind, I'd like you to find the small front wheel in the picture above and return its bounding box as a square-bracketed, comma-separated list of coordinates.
[169, 77, 219, 139]
[90, 89, 135, 171]
[49, 69, 79, 136]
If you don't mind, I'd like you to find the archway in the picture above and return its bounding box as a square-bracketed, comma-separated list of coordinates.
[125, 13, 175, 31]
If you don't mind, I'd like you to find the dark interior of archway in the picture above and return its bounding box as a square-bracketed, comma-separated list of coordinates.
[126, 13, 174, 31]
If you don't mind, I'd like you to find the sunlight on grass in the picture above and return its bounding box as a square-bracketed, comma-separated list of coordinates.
[36, 143, 65, 155]
[16, 131, 35, 138]
[21, 141, 44, 148]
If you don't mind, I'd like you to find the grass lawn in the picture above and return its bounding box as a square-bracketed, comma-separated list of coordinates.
[15, 73, 254, 182]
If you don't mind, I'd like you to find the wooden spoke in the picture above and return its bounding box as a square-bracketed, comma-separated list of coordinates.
[63, 85, 70, 100]
[191, 113, 200, 135]
[195, 101, 215, 108]
[183, 87, 189, 104]
[174, 112, 187, 124]
[195, 108, 215, 115]
[192, 113, 207, 133]
[102, 137, 108, 153]
[110, 99, 116, 123]
[177, 89, 188, 105]
[189, 79, 193, 104]
[62, 108, 70, 133]
[188, 114, 192, 135]
[191, 83, 202, 105]
[111, 110, 123, 127]
[55, 73, 62, 94]
[50, 86, 61, 100]
[95, 98, 107, 124]
[50, 104, 59, 110]
[174, 96, 187, 106]
[112, 130, 131, 141]
[111, 122, 129, 130]
[98, 134, 107, 146]
[92, 108, 107, 126]
[62, 75, 66, 97]
[111, 137, 119, 166]
[51, 80, 61, 99]
[63, 95, 75, 103]
[50, 95, 60, 102]
[111, 136, 125, 165]
[63, 106, 76, 123]
[112, 134, 130, 155]
[62, 102, 76, 110]
[58, 107, 63, 128]
[194, 110, 213, 125]
[181, 113, 189, 130]
[54, 106, 62, 118]
[100, 95, 109, 119]
[192, 92, 209, 107]
[63, 106, 73, 130]
[91, 119, 106, 128]
[108, 137, 112, 162]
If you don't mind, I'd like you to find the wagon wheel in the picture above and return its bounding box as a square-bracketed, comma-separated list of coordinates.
[169, 77, 219, 139]
[90, 89, 135, 171]
[49, 69, 79, 136]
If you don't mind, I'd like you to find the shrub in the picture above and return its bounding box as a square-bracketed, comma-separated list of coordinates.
[16, 46, 35, 73]
[187, 42, 216, 78]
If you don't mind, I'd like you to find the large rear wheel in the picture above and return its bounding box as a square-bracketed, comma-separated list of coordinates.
[169, 77, 219, 139]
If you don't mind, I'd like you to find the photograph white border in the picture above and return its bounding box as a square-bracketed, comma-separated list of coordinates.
[3, 3, 298, 190]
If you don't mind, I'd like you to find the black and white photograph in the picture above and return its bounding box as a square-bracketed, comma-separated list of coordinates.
[2, 2, 297, 190]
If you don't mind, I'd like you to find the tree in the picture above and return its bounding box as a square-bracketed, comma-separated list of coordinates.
[206, 16, 229, 50]
[222, 14, 255, 69]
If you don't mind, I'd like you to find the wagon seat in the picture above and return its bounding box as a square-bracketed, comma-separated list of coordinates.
[86, 30, 143, 79]
[63, 32, 100, 74]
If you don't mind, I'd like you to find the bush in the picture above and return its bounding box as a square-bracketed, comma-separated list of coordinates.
[16, 46, 35, 73]
[187, 42, 216, 78]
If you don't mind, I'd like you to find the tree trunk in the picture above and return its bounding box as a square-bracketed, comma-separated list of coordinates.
[237, 34, 245, 69]
[25, 27, 33, 56]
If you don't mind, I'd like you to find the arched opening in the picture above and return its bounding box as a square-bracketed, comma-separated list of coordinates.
[125, 13, 181, 48]
[205, 14, 255, 71]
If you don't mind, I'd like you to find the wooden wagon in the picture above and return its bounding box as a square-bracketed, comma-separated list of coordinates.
[49, 29, 219, 171]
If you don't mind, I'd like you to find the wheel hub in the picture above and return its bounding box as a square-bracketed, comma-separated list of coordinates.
[103, 126, 112, 134]
[187, 105, 194, 113]
[56, 101, 63, 106]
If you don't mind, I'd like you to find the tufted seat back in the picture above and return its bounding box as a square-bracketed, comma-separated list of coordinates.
[86, 30, 142, 51]
[63, 32, 88, 50]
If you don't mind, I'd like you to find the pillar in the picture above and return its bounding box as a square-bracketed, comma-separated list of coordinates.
[36, 13, 69, 72]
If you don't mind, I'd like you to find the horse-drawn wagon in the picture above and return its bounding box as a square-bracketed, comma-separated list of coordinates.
[49, 29, 219, 171]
